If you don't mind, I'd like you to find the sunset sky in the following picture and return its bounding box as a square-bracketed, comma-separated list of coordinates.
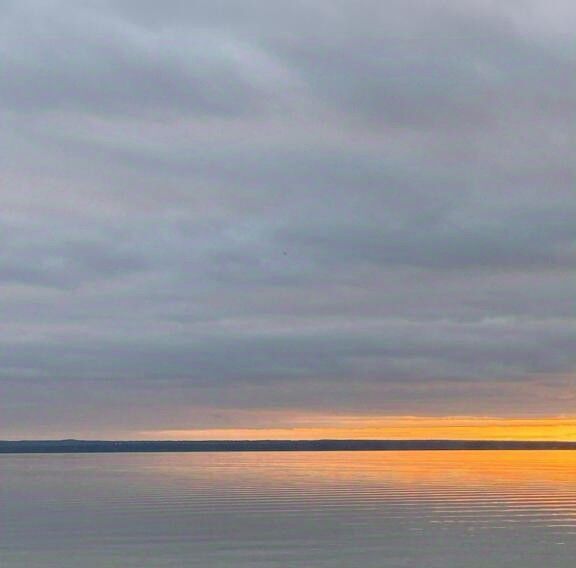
[1, 1, 575, 441]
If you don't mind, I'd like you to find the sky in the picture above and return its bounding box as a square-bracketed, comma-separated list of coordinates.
[1, 0, 575, 440]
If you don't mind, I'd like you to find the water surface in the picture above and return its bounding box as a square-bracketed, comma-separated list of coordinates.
[2, 450, 576, 567]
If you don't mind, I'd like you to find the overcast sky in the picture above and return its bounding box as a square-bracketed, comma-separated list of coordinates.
[2, 0, 575, 439]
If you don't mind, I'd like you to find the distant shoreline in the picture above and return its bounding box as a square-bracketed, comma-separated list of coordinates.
[2, 439, 576, 454]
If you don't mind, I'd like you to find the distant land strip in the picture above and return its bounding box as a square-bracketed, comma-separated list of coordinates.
[2, 440, 576, 454]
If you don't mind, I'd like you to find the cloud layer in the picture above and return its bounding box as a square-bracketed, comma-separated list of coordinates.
[1, 0, 575, 437]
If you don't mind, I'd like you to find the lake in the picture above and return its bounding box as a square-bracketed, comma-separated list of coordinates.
[2, 450, 576, 567]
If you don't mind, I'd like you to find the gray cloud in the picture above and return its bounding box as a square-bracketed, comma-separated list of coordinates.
[1, 0, 575, 437]
[0, 1, 296, 117]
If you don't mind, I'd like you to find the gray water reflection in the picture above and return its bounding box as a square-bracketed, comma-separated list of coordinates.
[2, 451, 576, 567]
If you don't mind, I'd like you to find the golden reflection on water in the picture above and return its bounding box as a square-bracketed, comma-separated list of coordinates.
[144, 451, 576, 531]
[4, 451, 576, 567]
[150, 450, 576, 487]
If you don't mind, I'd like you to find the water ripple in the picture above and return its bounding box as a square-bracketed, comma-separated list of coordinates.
[2, 451, 576, 567]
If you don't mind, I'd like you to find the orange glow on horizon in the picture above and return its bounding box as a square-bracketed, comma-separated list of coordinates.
[139, 415, 576, 442]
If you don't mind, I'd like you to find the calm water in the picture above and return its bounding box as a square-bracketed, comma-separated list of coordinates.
[2, 451, 576, 567]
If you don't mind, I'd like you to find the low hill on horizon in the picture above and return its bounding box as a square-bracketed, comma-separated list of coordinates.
[2, 439, 576, 454]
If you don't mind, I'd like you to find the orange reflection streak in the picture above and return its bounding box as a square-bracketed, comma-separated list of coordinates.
[147, 450, 576, 487]
[138, 450, 576, 526]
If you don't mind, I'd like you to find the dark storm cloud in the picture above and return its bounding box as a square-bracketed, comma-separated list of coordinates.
[1, 0, 575, 435]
